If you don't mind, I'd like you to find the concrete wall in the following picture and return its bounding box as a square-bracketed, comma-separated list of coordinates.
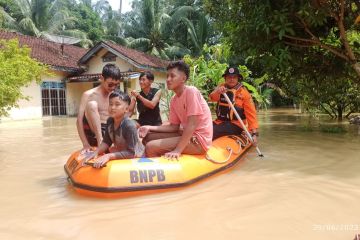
[85, 48, 167, 92]
[66, 82, 94, 116]
[86, 48, 134, 74]
[2, 47, 168, 120]
[3, 70, 67, 121]
[5, 81, 42, 120]
[130, 69, 167, 91]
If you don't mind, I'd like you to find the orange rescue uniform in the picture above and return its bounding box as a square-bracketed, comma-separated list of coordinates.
[211, 83, 259, 131]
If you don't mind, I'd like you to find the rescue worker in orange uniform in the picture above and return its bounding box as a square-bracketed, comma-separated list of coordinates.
[209, 66, 259, 144]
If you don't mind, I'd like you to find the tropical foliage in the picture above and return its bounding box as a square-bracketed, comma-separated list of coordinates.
[205, 0, 360, 118]
[0, 0, 91, 44]
[2, 0, 359, 119]
[184, 44, 273, 109]
[120, 0, 214, 59]
[0, 0, 215, 56]
[0, 39, 48, 116]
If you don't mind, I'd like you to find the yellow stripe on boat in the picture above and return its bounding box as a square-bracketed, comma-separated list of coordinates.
[64, 135, 252, 198]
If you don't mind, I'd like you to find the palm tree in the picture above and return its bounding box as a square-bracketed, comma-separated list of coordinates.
[93, 0, 110, 17]
[0, 0, 91, 46]
[174, 10, 211, 56]
[123, 0, 192, 59]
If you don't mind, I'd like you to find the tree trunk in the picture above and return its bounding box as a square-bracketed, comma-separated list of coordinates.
[345, 110, 354, 119]
[352, 62, 360, 83]
[337, 0, 360, 82]
[337, 105, 343, 121]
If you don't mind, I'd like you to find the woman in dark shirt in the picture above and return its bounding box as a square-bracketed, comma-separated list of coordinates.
[129, 71, 162, 126]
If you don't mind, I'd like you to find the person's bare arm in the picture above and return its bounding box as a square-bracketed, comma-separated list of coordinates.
[138, 123, 180, 138]
[147, 123, 179, 133]
[79, 141, 110, 166]
[127, 97, 137, 117]
[137, 89, 162, 109]
[76, 92, 91, 150]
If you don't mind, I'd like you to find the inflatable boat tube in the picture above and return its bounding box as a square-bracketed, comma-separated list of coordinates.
[64, 134, 252, 198]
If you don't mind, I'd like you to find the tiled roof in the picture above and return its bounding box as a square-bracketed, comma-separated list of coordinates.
[102, 41, 170, 70]
[0, 30, 171, 73]
[0, 30, 87, 72]
[67, 71, 141, 82]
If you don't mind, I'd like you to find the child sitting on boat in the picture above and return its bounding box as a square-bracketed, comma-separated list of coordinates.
[80, 91, 144, 168]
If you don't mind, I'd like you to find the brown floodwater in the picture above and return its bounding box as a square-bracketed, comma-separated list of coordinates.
[0, 109, 359, 240]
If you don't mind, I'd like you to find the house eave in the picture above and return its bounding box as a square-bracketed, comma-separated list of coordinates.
[78, 42, 167, 72]
[49, 65, 83, 74]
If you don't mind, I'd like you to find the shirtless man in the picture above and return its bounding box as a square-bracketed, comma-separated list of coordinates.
[76, 63, 121, 152]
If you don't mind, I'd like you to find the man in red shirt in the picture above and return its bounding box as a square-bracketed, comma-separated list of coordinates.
[138, 61, 213, 159]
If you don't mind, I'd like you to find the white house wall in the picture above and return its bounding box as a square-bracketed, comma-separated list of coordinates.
[66, 82, 94, 116]
[86, 48, 134, 74]
[5, 81, 42, 120]
[2, 46, 169, 121]
[2, 70, 66, 121]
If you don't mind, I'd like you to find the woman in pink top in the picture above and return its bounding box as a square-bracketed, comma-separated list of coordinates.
[138, 61, 213, 160]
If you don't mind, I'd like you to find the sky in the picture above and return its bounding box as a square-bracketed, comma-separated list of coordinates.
[107, 0, 133, 13]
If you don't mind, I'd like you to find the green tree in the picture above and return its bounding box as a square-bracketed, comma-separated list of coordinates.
[274, 52, 360, 120]
[121, 0, 192, 59]
[0, 39, 48, 116]
[183, 45, 227, 97]
[0, 0, 91, 46]
[205, 0, 360, 119]
[0, 0, 21, 28]
[164, 0, 216, 56]
[184, 44, 271, 109]
[205, 0, 360, 81]
[70, 2, 104, 43]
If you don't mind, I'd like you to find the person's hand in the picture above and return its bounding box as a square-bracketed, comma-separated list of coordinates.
[216, 86, 227, 95]
[138, 126, 151, 138]
[80, 144, 92, 154]
[164, 150, 181, 161]
[251, 135, 258, 146]
[78, 151, 97, 166]
[131, 90, 140, 98]
[93, 154, 111, 168]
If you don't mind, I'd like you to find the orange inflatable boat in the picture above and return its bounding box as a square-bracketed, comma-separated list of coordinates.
[64, 134, 252, 198]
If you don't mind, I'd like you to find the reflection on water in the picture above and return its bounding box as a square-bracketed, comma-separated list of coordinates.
[0, 110, 359, 240]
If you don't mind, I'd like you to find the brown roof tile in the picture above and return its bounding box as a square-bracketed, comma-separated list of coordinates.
[0, 30, 87, 71]
[104, 41, 170, 69]
[67, 71, 140, 82]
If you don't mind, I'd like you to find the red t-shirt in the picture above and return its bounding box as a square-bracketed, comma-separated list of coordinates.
[169, 86, 213, 150]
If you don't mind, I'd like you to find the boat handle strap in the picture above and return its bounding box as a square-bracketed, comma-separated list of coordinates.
[205, 146, 233, 164]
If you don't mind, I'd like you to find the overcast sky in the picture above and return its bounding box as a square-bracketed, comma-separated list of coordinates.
[106, 0, 133, 13]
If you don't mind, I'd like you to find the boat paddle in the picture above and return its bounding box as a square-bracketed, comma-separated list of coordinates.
[222, 92, 264, 158]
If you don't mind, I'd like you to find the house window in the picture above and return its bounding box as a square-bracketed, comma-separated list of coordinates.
[41, 82, 66, 116]
[102, 52, 117, 62]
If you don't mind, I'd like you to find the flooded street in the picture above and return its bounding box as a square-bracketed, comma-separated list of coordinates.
[0, 109, 359, 240]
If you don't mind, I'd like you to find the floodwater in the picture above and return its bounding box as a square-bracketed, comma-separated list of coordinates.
[0, 109, 359, 240]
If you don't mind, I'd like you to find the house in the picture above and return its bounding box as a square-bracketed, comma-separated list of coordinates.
[67, 41, 169, 116]
[0, 30, 169, 120]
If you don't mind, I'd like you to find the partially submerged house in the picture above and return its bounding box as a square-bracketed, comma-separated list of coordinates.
[0, 30, 169, 120]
